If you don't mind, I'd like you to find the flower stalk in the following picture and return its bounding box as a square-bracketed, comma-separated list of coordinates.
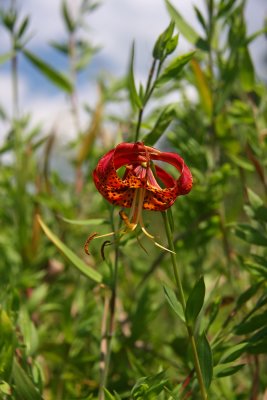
[98, 211, 120, 400]
[162, 211, 208, 400]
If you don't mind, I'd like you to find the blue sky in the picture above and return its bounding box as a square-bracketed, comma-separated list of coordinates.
[0, 0, 266, 142]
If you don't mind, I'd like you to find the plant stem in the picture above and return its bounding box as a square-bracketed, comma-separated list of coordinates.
[134, 58, 157, 142]
[162, 211, 208, 400]
[98, 213, 120, 399]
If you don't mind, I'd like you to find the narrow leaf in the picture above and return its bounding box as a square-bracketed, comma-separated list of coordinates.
[144, 104, 176, 145]
[166, 0, 208, 50]
[214, 363, 245, 378]
[194, 6, 207, 32]
[0, 51, 14, 65]
[0, 381, 12, 396]
[104, 388, 116, 400]
[220, 342, 248, 363]
[191, 58, 212, 116]
[197, 332, 213, 389]
[60, 216, 107, 226]
[17, 16, 29, 39]
[235, 310, 267, 335]
[236, 281, 263, 308]
[235, 224, 267, 246]
[153, 20, 175, 60]
[37, 215, 102, 283]
[76, 95, 103, 165]
[239, 46, 255, 91]
[62, 0, 75, 33]
[185, 276, 205, 326]
[166, 34, 179, 56]
[128, 43, 142, 109]
[247, 188, 263, 209]
[12, 359, 41, 400]
[228, 154, 254, 171]
[156, 51, 195, 87]
[23, 50, 73, 93]
[163, 285, 185, 323]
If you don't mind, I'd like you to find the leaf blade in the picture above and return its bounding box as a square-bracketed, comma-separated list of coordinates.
[163, 285, 185, 323]
[197, 332, 213, 389]
[185, 276, 205, 326]
[37, 215, 102, 283]
[23, 50, 73, 93]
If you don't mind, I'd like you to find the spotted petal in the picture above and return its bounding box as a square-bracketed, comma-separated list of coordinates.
[93, 142, 193, 210]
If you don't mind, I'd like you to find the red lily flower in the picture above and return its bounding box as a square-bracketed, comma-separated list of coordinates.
[90, 142, 192, 252]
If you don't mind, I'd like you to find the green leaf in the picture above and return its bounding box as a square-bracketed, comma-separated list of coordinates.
[165, 0, 208, 50]
[191, 58, 212, 117]
[236, 282, 263, 308]
[128, 43, 142, 109]
[0, 51, 14, 65]
[166, 34, 179, 56]
[37, 215, 102, 283]
[0, 381, 12, 395]
[19, 308, 39, 356]
[17, 16, 29, 39]
[185, 276, 205, 326]
[235, 310, 267, 335]
[104, 388, 116, 400]
[197, 332, 213, 389]
[247, 338, 267, 355]
[131, 372, 167, 399]
[235, 224, 267, 246]
[50, 40, 69, 55]
[244, 189, 267, 222]
[152, 21, 176, 60]
[194, 6, 207, 32]
[23, 50, 73, 93]
[144, 104, 176, 145]
[228, 154, 254, 171]
[244, 204, 267, 223]
[216, 0, 236, 19]
[239, 46, 255, 91]
[113, 391, 122, 400]
[156, 51, 195, 87]
[214, 362, 245, 378]
[62, 0, 76, 33]
[163, 285, 185, 323]
[220, 342, 248, 363]
[12, 359, 42, 400]
[247, 188, 263, 209]
[248, 327, 267, 344]
[60, 216, 107, 226]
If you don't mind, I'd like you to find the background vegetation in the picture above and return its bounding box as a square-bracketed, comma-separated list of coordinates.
[0, 0, 267, 399]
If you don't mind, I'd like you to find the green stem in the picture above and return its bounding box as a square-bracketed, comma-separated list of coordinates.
[134, 55, 165, 143]
[134, 58, 157, 142]
[98, 211, 120, 399]
[162, 211, 208, 400]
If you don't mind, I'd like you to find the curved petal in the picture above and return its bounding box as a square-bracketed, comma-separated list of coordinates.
[155, 165, 176, 188]
[151, 151, 193, 195]
[113, 142, 148, 169]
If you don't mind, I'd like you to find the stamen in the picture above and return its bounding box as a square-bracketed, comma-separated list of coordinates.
[155, 241, 176, 254]
[84, 233, 98, 255]
[128, 189, 139, 222]
[119, 210, 137, 231]
[139, 213, 154, 239]
[84, 232, 115, 255]
[101, 240, 112, 260]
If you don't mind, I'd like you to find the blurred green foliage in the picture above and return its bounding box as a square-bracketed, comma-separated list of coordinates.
[0, 0, 267, 399]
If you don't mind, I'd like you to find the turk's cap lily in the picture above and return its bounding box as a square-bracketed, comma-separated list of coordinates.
[88, 142, 193, 254]
[93, 141, 192, 211]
